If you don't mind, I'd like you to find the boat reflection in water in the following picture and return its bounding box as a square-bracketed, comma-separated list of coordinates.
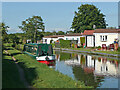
[54, 51, 120, 88]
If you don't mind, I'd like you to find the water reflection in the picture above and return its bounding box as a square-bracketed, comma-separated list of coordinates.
[54, 51, 120, 88]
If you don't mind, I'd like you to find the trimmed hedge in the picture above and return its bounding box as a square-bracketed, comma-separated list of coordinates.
[60, 40, 71, 48]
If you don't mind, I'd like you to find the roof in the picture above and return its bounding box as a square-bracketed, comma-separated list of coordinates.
[43, 35, 64, 38]
[83, 30, 95, 35]
[65, 33, 82, 36]
[94, 29, 120, 33]
[43, 33, 82, 38]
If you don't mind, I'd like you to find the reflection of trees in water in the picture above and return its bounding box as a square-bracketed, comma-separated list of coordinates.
[72, 66, 104, 88]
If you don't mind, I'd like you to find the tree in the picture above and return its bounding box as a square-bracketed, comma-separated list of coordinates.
[19, 16, 45, 43]
[8, 34, 20, 44]
[66, 30, 74, 34]
[106, 27, 117, 29]
[71, 4, 107, 33]
[57, 31, 65, 35]
[0, 22, 9, 43]
[52, 30, 57, 35]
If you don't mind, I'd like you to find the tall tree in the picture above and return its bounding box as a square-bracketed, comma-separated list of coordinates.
[71, 4, 107, 33]
[19, 16, 45, 43]
[0, 22, 9, 42]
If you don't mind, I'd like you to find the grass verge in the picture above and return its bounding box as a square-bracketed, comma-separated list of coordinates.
[2, 51, 25, 88]
[6, 47, 92, 88]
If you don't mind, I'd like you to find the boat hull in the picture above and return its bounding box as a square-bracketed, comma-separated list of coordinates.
[36, 55, 55, 61]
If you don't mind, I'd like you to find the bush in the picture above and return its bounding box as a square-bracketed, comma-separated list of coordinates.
[80, 37, 85, 46]
[60, 40, 71, 48]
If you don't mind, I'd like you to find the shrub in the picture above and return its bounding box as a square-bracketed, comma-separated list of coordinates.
[60, 40, 71, 48]
[80, 37, 85, 46]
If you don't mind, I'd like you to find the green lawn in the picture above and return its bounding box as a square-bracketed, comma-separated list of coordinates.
[94, 50, 120, 55]
[6, 47, 92, 88]
[62, 47, 120, 55]
[2, 51, 25, 88]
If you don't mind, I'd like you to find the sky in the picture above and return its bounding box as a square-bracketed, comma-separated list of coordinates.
[2, 2, 119, 34]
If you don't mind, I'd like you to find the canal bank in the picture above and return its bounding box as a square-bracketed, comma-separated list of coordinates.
[3, 46, 92, 88]
[54, 48, 120, 58]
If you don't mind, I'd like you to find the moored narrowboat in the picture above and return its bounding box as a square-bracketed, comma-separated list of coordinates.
[23, 43, 55, 63]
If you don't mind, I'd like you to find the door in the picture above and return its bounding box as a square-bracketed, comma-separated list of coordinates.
[87, 36, 94, 47]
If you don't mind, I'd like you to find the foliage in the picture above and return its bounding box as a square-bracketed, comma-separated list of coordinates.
[0, 22, 9, 43]
[19, 16, 45, 43]
[60, 40, 71, 48]
[57, 31, 65, 35]
[8, 34, 20, 44]
[80, 37, 85, 46]
[71, 4, 107, 33]
[66, 30, 74, 34]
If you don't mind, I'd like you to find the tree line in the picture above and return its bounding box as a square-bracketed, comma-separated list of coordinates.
[1, 4, 119, 44]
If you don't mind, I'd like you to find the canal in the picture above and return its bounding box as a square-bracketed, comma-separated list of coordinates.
[50, 50, 120, 88]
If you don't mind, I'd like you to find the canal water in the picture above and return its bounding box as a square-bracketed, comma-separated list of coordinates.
[51, 50, 120, 88]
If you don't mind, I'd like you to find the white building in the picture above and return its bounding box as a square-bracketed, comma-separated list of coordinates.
[93, 29, 120, 47]
[42, 33, 84, 46]
[64, 33, 84, 45]
[83, 29, 120, 47]
[42, 35, 64, 44]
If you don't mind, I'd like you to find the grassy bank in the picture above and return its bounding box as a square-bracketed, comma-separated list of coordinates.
[2, 51, 25, 88]
[5, 47, 91, 88]
[56, 48, 120, 58]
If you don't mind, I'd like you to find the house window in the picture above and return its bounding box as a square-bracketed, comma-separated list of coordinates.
[66, 38, 68, 40]
[77, 38, 79, 40]
[72, 38, 74, 40]
[100, 35, 107, 42]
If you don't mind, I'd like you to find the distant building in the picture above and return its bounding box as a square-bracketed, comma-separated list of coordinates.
[42, 33, 84, 46]
[42, 35, 64, 44]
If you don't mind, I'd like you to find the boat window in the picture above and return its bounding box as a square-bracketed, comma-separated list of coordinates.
[38, 45, 53, 56]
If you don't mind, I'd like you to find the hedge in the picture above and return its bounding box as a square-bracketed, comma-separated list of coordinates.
[60, 40, 71, 48]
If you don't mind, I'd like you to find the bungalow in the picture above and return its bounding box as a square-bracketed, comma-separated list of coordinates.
[42, 35, 64, 44]
[64, 33, 84, 46]
[83, 29, 120, 47]
[93, 29, 120, 47]
[42, 33, 84, 46]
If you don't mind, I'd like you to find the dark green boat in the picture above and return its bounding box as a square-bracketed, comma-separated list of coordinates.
[23, 43, 55, 61]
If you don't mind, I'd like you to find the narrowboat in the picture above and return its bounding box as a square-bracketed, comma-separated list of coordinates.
[23, 43, 55, 64]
